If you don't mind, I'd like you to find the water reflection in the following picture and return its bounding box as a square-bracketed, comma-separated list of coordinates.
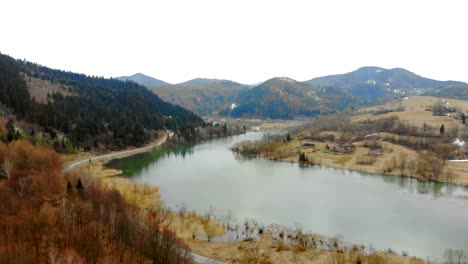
[107, 132, 468, 259]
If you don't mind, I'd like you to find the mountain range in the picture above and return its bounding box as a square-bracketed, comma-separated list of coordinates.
[116, 73, 169, 87]
[130, 67, 468, 118]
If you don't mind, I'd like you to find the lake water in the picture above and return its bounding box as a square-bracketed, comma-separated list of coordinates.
[107, 132, 468, 260]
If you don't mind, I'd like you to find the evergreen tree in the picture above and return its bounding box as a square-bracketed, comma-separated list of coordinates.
[14, 130, 21, 140]
[440, 124, 445, 135]
[286, 133, 291, 141]
[6, 119, 15, 142]
[299, 152, 309, 163]
[66, 181, 74, 195]
[76, 179, 84, 194]
[462, 113, 466, 124]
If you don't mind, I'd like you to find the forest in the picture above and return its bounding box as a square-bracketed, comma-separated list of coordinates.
[0, 53, 203, 151]
[0, 139, 190, 263]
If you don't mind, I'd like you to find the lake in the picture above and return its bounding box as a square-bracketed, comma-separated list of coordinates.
[107, 132, 468, 260]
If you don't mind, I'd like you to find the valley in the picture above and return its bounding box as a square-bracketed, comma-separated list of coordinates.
[1, 52, 468, 264]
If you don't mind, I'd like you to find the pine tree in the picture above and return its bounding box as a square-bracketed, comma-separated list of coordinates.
[440, 124, 445, 135]
[6, 119, 15, 142]
[76, 179, 84, 194]
[299, 152, 309, 163]
[66, 181, 74, 195]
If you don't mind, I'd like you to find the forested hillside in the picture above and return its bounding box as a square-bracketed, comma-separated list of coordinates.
[149, 79, 249, 116]
[220, 77, 357, 119]
[0, 53, 202, 150]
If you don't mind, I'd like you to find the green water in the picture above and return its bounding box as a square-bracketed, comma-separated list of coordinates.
[107, 132, 468, 260]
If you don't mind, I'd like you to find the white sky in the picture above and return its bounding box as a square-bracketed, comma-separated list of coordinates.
[1, 0, 468, 85]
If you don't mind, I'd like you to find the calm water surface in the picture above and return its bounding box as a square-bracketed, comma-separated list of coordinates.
[107, 132, 468, 260]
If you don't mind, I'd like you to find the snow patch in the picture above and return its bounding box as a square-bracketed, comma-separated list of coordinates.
[230, 103, 237, 110]
[453, 138, 466, 148]
[365, 80, 377, 85]
[441, 99, 450, 105]
[365, 133, 379, 138]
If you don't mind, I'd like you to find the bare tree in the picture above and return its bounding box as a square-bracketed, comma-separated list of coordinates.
[398, 152, 408, 176]
[17, 176, 30, 199]
[156, 207, 173, 227]
[205, 206, 215, 220]
[428, 158, 444, 181]
[0, 158, 14, 179]
[434, 143, 456, 165]
[445, 248, 467, 264]
[48, 247, 59, 264]
[407, 159, 416, 177]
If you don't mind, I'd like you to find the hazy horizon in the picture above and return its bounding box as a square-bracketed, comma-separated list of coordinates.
[2, 0, 468, 84]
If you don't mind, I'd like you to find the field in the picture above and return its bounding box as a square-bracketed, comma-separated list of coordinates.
[353, 96, 468, 128]
[23, 75, 75, 103]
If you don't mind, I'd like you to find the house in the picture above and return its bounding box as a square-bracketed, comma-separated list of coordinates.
[325, 144, 353, 154]
[368, 150, 381, 156]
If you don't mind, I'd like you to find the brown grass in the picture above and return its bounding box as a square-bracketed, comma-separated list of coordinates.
[24, 75, 75, 103]
[353, 96, 468, 128]
[187, 234, 420, 264]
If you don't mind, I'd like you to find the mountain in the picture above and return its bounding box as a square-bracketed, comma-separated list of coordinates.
[306, 66, 468, 102]
[149, 79, 249, 116]
[0, 52, 202, 150]
[219, 77, 357, 119]
[116, 73, 169, 87]
[178, 78, 239, 86]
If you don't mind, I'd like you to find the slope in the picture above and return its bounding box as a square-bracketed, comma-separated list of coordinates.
[149, 79, 249, 116]
[0, 52, 202, 150]
[220, 77, 357, 119]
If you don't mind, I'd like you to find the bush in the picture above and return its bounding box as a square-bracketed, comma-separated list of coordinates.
[356, 156, 377, 165]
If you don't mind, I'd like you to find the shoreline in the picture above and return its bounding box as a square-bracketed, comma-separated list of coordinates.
[253, 154, 468, 188]
[63, 132, 432, 263]
[232, 136, 468, 187]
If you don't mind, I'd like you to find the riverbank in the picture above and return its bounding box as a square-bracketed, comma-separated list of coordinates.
[232, 134, 468, 187]
[63, 158, 428, 264]
[187, 233, 423, 264]
[64, 131, 451, 263]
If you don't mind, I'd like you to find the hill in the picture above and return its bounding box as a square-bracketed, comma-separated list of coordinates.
[0, 52, 202, 151]
[424, 85, 468, 101]
[149, 79, 249, 116]
[352, 95, 468, 128]
[116, 73, 169, 87]
[306, 66, 468, 102]
[219, 77, 357, 119]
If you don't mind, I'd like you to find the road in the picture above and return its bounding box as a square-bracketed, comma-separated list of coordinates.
[64, 132, 174, 173]
[63, 132, 226, 264]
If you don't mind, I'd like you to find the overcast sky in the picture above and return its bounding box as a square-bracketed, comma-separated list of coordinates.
[2, 0, 468, 84]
